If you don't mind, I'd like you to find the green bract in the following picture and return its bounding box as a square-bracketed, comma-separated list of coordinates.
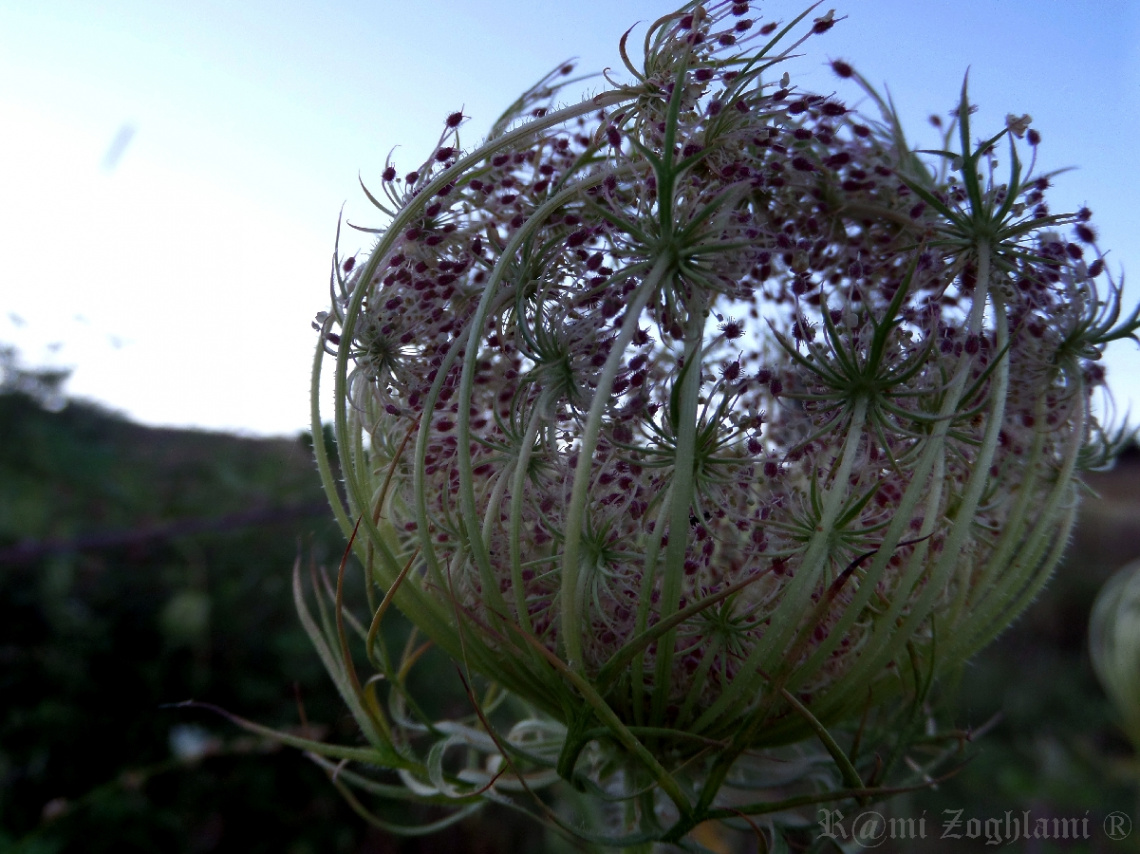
[1090, 560, 1140, 754]
[296, 1, 1134, 846]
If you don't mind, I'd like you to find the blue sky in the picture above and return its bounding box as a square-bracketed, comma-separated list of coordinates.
[2, 1, 1138, 435]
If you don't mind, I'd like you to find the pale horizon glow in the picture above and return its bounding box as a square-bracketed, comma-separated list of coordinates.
[2, 1, 1138, 437]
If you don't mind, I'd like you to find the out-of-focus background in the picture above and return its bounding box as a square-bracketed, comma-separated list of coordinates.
[2, 355, 1138, 852]
[3, 1, 1140, 851]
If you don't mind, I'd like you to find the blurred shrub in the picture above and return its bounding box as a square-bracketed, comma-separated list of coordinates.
[0, 389, 486, 852]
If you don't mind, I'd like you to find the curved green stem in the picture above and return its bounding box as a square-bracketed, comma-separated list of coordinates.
[561, 253, 674, 671]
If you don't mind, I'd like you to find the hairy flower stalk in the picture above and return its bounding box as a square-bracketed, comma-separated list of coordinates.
[293, 1, 1137, 845]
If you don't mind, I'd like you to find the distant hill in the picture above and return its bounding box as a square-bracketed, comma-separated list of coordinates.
[0, 392, 330, 559]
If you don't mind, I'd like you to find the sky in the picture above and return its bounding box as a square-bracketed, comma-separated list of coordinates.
[2, 1, 1138, 437]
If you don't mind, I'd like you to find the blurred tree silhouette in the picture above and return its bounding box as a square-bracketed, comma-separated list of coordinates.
[0, 344, 69, 412]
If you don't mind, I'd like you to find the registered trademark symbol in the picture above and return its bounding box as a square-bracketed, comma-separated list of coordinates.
[1104, 811, 1132, 841]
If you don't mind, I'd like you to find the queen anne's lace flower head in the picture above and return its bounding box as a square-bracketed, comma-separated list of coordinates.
[304, 1, 1136, 844]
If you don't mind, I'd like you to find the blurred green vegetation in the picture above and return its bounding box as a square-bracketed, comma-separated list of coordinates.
[0, 357, 544, 853]
[1, 348, 1137, 852]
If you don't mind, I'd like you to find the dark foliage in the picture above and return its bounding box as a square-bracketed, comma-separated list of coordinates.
[0, 390, 545, 852]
